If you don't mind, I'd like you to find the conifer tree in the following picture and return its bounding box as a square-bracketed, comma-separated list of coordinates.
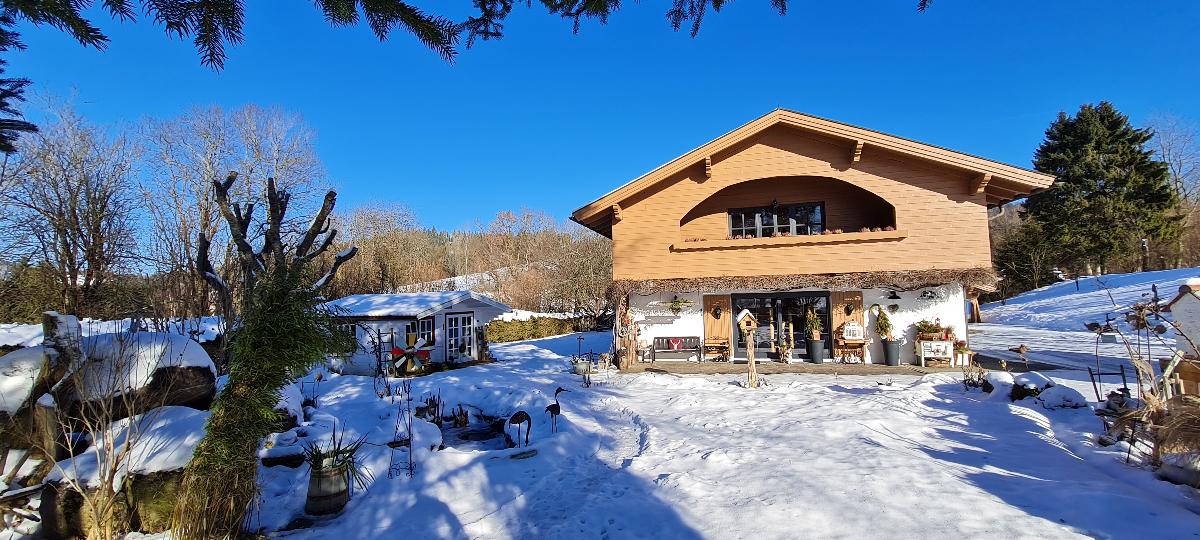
[1026, 102, 1180, 273]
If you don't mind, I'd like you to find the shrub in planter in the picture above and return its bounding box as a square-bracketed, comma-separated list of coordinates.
[302, 426, 371, 516]
[869, 304, 900, 366]
[803, 306, 825, 363]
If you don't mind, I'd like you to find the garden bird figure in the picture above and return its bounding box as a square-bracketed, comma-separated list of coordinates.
[509, 410, 532, 447]
[545, 387, 569, 432]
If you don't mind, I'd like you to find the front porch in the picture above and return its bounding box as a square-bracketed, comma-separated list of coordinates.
[622, 360, 959, 376]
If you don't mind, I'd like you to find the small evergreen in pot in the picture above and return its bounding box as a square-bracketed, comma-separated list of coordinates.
[871, 304, 901, 366]
[803, 306, 826, 363]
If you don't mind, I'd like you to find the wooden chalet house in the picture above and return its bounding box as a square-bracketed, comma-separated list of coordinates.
[571, 109, 1055, 366]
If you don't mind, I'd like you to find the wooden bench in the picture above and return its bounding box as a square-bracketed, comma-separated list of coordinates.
[651, 336, 701, 362]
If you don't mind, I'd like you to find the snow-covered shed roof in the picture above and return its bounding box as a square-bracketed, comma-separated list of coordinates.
[323, 291, 511, 320]
[1163, 278, 1200, 312]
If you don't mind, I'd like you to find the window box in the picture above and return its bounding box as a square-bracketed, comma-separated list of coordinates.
[671, 229, 908, 252]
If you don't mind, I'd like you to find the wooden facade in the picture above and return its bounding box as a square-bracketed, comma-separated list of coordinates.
[573, 110, 1054, 282]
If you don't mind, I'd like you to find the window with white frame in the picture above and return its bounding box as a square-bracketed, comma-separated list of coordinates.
[403, 317, 435, 346]
[728, 202, 824, 238]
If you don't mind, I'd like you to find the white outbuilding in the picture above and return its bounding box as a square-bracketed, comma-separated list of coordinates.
[322, 292, 510, 373]
[1165, 278, 1200, 358]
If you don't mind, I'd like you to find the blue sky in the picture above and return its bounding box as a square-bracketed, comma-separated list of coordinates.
[10, 1, 1200, 230]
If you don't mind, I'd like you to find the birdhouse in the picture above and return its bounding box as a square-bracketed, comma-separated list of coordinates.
[1165, 278, 1200, 358]
[736, 309, 758, 333]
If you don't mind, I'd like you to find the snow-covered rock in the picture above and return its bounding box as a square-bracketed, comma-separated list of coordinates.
[73, 333, 215, 400]
[1013, 371, 1054, 390]
[0, 346, 45, 416]
[1034, 384, 1089, 409]
[47, 406, 210, 490]
[984, 371, 1014, 400]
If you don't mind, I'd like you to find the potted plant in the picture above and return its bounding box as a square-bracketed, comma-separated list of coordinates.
[303, 426, 372, 516]
[668, 295, 694, 315]
[803, 305, 826, 363]
[871, 304, 901, 366]
[914, 319, 944, 341]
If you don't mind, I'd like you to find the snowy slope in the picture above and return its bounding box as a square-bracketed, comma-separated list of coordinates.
[983, 268, 1200, 331]
[974, 268, 1199, 370]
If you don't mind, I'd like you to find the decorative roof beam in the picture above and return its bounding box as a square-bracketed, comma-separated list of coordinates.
[851, 140, 865, 164]
[970, 173, 992, 195]
[611, 204, 622, 223]
[704, 156, 712, 179]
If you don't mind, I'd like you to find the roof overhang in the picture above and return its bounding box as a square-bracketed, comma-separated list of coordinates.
[572, 109, 1056, 237]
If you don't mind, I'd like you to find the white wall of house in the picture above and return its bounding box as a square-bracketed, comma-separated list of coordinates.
[630, 291, 706, 361]
[628, 283, 966, 365]
[861, 284, 966, 365]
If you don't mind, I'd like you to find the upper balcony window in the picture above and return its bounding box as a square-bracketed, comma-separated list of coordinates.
[728, 202, 825, 238]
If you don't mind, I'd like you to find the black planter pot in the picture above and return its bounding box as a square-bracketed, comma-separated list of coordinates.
[883, 340, 901, 366]
[808, 339, 827, 363]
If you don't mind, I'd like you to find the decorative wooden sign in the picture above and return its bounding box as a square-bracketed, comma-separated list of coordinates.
[842, 320, 864, 341]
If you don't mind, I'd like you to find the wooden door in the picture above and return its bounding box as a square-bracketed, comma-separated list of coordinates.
[703, 295, 732, 344]
[830, 291, 865, 334]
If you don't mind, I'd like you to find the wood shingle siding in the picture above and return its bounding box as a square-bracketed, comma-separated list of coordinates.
[606, 125, 994, 281]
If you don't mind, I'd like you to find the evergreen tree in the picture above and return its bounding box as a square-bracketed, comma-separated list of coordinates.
[1026, 102, 1180, 273]
[0, 16, 36, 153]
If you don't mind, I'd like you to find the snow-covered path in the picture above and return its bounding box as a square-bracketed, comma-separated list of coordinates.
[274, 333, 1200, 539]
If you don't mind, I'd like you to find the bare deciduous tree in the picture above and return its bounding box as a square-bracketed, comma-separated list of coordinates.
[141, 105, 327, 321]
[0, 107, 138, 316]
[1150, 114, 1200, 267]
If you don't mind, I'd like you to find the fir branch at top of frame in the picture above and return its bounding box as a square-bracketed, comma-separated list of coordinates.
[4, 1, 937, 70]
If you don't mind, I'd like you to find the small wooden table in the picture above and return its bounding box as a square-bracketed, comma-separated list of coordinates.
[703, 339, 730, 362]
[835, 338, 866, 363]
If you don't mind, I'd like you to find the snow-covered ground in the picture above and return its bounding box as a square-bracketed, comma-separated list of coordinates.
[5, 330, 1199, 539]
[975, 268, 1200, 370]
[0, 317, 222, 348]
[258, 332, 1198, 539]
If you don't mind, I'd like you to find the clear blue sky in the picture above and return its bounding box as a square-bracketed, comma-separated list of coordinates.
[10, 1, 1200, 230]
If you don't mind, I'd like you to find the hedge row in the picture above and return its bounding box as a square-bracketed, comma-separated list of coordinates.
[486, 316, 586, 343]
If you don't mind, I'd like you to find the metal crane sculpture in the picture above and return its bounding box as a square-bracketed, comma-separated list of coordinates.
[508, 410, 532, 447]
[545, 387, 569, 432]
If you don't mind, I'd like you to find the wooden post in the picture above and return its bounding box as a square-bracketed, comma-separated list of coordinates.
[744, 328, 758, 388]
[34, 393, 63, 461]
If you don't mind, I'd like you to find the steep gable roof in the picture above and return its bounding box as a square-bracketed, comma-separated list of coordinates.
[572, 109, 1056, 236]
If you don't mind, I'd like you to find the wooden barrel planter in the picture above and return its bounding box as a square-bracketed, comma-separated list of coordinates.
[305, 460, 351, 515]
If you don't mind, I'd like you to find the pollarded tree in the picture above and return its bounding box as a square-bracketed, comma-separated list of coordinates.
[1026, 102, 1181, 274]
[172, 172, 356, 539]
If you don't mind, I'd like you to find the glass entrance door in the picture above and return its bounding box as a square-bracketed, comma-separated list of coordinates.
[731, 292, 830, 361]
[446, 313, 475, 361]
